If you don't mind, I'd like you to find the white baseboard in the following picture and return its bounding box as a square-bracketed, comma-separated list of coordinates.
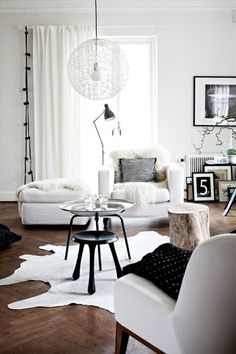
[0, 191, 17, 201]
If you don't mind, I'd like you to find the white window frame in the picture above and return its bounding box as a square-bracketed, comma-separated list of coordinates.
[100, 25, 158, 146]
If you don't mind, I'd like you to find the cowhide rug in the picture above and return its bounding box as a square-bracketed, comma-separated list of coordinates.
[0, 231, 169, 312]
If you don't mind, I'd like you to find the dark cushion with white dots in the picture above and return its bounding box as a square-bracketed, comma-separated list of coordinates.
[122, 243, 192, 300]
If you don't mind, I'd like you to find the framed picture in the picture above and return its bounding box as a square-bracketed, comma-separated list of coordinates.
[203, 164, 232, 200]
[192, 172, 215, 201]
[218, 180, 236, 202]
[193, 76, 236, 126]
[227, 186, 236, 200]
[186, 177, 193, 201]
[223, 187, 236, 216]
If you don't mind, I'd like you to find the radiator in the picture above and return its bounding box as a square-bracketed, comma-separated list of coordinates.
[184, 153, 215, 177]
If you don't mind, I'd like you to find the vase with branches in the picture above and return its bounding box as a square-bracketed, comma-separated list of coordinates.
[192, 117, 236, 154]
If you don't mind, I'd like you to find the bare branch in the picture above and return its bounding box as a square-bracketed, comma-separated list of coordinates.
[192, 117, 236, 154]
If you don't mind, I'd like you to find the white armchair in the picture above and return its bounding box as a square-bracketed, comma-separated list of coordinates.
[114, 234, 236, 354]
[98, 146, 184, 218]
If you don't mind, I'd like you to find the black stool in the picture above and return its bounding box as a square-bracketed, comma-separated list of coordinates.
[72, 230, 122, 295]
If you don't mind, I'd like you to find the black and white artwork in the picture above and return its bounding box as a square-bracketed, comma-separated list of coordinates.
[192, 172, 215, 201]
[194, 76, 236, 126]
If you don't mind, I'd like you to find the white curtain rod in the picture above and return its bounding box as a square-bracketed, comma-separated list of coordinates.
[18, 24, 164, 30]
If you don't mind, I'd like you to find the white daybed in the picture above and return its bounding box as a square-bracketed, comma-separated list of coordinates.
[16, 178, 90, 225]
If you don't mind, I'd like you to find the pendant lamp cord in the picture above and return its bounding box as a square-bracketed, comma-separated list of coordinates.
[95, 0, 98, 39]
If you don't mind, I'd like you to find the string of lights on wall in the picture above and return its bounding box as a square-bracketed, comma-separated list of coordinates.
[23, 26, 34, 184]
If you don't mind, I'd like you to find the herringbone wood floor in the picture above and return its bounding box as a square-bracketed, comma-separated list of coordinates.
[0, 201, 235, 354]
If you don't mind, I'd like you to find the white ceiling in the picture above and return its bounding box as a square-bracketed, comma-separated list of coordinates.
[1, 0, 236, 11]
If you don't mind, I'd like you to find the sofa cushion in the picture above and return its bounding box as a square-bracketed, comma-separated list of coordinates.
[18, 188, 86, 203]
[112, 181, 169, 205]
[120, 158, 156, 182]
[123, 243, 192, 300]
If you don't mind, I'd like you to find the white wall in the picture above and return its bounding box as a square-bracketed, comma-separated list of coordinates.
[0, 9, 236, 200]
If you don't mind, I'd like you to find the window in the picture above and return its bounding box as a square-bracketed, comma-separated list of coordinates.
[107, 38, 157, 149]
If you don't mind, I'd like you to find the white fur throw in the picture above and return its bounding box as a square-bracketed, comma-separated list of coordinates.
[110, 146, 171, 183]
[16, 178, 91, 198]
[114, 180, 168, 205]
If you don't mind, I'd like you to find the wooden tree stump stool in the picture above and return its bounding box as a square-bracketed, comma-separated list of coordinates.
[168, 203, 210, 250]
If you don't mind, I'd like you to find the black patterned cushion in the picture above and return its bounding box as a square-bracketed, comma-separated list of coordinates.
[0, 224, 22, 250]
[123, 243, 192, 300]
[119, 158, 156, 182]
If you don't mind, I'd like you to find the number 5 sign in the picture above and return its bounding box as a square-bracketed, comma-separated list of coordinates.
[192, 172, 215, 201]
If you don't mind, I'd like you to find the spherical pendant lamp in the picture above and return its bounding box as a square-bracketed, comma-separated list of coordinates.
[67, 0, 129, 100]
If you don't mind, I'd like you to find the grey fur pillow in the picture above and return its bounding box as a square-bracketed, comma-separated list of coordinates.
[119, 158, 156, 182]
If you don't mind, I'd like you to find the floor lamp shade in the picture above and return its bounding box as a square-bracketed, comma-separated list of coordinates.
[104, 104, 115, 120]
[93, 104, 116, 165]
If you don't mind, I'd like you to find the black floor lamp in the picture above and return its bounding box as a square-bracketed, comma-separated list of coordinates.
[93, 104, 116, 165]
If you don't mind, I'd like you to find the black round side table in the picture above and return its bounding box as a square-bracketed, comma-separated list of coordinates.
[72, 230, 122, 295]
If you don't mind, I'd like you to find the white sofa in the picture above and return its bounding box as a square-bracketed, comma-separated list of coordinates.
[17, 178, 90, 225]
[98, 146, 184, 219]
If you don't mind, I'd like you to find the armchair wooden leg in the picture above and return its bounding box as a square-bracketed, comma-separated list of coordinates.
[115, 322, 129, 354]
[115, 322, 166, 354]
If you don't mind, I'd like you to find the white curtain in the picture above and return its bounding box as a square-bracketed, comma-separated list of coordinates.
[32, 25, 93, 180]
